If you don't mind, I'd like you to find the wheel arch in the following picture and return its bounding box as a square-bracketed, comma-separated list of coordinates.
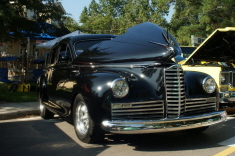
[71, 72, 122, 123]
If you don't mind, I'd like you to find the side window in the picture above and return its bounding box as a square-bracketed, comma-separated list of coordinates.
[57, 43, 72, 63]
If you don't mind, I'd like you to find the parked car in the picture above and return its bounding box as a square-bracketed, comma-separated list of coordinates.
[37, 22, 227, 144]
[181, 27, 235, 109]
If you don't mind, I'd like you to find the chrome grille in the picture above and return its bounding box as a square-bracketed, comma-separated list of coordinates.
[111, 101, 164, 120]
[165, 64, 185, 118]
[185, 98, 216, 116]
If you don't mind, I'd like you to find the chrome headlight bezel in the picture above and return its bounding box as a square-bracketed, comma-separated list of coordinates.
[220, 72, 230, 85]
[202, 76, 216, 93]
[111, 78, 129, 98]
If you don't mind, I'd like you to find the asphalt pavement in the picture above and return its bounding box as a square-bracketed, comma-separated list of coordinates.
[0, 101, 39, 120]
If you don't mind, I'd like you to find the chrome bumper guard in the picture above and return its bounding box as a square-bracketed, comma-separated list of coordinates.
[101, 111, 227, 134]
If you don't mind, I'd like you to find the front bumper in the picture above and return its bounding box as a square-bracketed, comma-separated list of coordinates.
[101, 111, 227, 134]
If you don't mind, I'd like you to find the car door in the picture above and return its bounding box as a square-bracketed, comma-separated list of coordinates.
[47, 38, 115, 116]
[44, 45, 63, 114]
[51, 42, 75, 115]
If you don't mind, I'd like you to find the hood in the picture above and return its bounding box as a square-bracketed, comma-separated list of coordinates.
[183, 27, 235, 65]
[75, 22, 181, 64]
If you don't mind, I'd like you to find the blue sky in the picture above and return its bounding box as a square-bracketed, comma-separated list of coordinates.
[60, 0, 92, 22]
[60, 0, 173, 22]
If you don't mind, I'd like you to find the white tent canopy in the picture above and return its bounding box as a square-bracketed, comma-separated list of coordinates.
[36, 30, 86, 49]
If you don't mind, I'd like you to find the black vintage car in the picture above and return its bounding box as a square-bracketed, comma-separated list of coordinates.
[37, 22, 227, 143]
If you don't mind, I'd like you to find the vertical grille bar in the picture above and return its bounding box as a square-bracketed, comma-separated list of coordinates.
[165, 64, 186, 118]
[232, 72, 235, 87]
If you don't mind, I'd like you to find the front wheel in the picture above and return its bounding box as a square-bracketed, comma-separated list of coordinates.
[38, 95, 54, 119]
[73, 94, 104, 143]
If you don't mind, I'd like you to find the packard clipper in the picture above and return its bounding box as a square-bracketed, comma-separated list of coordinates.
[37, 22, 227, 143]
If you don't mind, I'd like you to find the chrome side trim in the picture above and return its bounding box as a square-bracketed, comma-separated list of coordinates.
[72, 63, 161, 68]
[101, 111, 227, 134]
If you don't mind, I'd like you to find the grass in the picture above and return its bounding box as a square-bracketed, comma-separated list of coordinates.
[0, 83, 38, 103]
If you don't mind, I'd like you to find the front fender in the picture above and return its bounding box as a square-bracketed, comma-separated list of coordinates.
[73, 72, 122, 122]
[184, 71, 218, 98]
[75, 72, 122, 98]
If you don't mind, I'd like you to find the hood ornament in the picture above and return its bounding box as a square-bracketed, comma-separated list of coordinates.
[149, 29, 174, 49]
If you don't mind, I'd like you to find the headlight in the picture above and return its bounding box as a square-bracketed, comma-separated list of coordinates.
[220, 74, 226, 84]
[202, 76, 216, 93]
[111, 78, 129, 98]
[220, 72, 230, 85]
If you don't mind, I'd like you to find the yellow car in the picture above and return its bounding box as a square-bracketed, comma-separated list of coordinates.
[181, 27, 235, 109]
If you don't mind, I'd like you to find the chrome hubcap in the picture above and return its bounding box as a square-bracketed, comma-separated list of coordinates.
[75, 102, 89, 135]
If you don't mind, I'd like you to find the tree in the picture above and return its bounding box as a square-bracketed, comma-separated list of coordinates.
[168, 0, 205, 45]
[79, 0, 171, 35]
[169, 0, 235, 46]
[79, 0, 235, 46]
[63, 16, 80, 32]
[200, 0, 235, 32]
[0, 0, 65, 42]
[119, 0, 169, 30]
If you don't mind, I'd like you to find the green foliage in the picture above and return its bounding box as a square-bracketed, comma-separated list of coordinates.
[63, 16, 80, 32]
[0, 90, 37, 103]
[78, 0, 235, 45]
[169, 0, 235, 45]
[0, 0, 65, 42]
[1, 92, 37, 103]
[79, 0, 171, 35]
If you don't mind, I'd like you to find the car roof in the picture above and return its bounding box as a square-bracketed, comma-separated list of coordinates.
[51, 34, 117, 48]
